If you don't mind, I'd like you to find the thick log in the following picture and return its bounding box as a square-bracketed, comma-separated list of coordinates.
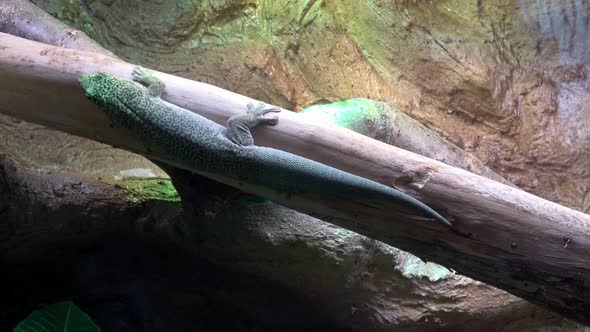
[0, 33, 589, 324]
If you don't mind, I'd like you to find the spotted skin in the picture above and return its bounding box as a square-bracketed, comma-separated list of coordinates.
[79, 67, 451, 227]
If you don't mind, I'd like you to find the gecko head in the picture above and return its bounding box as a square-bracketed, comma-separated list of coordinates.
[80, 72, 120, 107]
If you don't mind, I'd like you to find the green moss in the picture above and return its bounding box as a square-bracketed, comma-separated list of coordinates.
[106, 177, 180, 203]
[300, 98, 388, 133]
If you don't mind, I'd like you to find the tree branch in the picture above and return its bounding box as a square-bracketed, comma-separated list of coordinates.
[1, 32, 589, 324]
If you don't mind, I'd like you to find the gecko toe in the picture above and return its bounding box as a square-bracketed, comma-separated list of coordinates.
[264, 116, 280, 125]
[263, 107, 281, 114]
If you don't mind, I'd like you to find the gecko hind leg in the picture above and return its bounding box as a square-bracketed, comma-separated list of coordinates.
[132, 66, 165, 98]
[226, 102, 281, 146]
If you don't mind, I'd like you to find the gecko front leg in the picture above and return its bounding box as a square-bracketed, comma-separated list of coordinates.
[226, 102, 281, 146]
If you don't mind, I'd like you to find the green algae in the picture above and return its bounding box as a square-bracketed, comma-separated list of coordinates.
[107, 177, 180, 203]
[300, 98, 389, 134]
[301, 98, 382, 124]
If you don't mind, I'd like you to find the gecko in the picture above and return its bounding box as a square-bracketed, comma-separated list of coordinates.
[79, 67, 451, 227]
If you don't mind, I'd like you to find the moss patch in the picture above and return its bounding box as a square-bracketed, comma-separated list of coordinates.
[300, 98, 381, 126]
[107, 177, 180, 203]
[299, 98, 392, 139]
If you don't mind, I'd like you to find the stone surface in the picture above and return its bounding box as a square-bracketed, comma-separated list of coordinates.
[2, 0, 590, 330]
[0, 0, 165, 181]
[0, 155, 585, 331]
[189, 200, 585, 331]
[0, 155, 180, 261]
[0, 114, 166, 180]
[0, 157, 341, 331]
[33, 0, 589, 211]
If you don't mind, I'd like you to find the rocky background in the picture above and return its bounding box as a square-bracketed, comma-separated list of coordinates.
[1, 0, 589, 331]
[21, 0, 590, 211]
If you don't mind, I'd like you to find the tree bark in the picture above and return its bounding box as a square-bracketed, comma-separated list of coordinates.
[1, 32, 589, 325]
[0, 0, 116, 57]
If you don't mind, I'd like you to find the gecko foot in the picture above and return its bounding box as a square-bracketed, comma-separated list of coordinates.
[132, 66, 150, 83]
[131, 66, 165, 98]
[226, 102, 282, 146]
[246, 102, 281, 125]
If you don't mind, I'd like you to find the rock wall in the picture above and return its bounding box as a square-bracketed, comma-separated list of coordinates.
[34, 0, 589, 211]
[2, 0, 589, 330]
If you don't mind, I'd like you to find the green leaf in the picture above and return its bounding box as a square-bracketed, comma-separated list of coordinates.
[13, 301, 100, 332]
